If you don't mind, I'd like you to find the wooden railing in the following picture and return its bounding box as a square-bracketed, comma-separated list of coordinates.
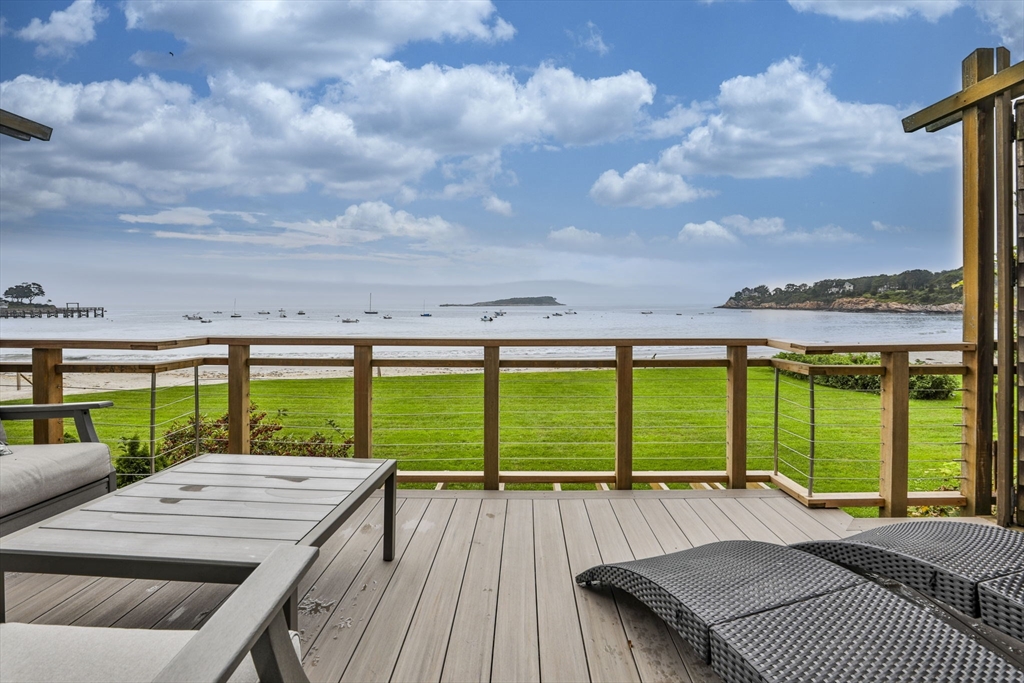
[0, 336, 981, 516]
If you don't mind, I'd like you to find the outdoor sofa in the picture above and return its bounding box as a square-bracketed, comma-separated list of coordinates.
[0, 402, 116, 536]
[0, 544, 316, 683]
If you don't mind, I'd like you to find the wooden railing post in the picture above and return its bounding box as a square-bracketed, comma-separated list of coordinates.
[961, 48, 995, 516]
[31, 347, 62, 444]
[994, 47, 1014, 527]
[484, 346, 500, 490]
[726, 345, 748, 489]
[880, 351, 909, 517]
[615, 346, 633, 490]
[354, 345, 372, 458]
[228, 344, 250, 454]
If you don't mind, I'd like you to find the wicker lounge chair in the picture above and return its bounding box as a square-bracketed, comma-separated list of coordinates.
[979, 572, 1024, 642]
[792, 521, 1024, 618]
[577, 539, 1024, 682]
[710, 581, 1023, 683]
[575, 540, 866, 661]
[0, 545, 316, 683]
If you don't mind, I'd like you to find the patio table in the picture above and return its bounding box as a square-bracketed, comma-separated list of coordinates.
[0, 453, 396, 626]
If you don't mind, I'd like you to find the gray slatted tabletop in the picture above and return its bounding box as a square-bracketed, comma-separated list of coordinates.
[0, 453, 396, 624]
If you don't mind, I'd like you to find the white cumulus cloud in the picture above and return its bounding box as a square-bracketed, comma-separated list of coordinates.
[590, 164, 712, 208]
[593, 57, 958, 207]
[567, 21, 610, 55]
[788, 0, 960, 22]
[678, 221, 738, 244]
[154, 202, 460, 249]
[16, 0, 108, 57]
[119, 207, 261, 226]
[549, 226, 604, 246]
[124, 0, 515, 89]
[790, 1, 1022, 54]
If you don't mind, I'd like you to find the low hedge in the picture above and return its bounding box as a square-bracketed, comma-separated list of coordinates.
[773, 352, 958, 400]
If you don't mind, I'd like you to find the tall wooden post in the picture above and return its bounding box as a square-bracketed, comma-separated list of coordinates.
[615, 346, 633, 490]
[31, 347, 62, 444]
[994, 47, 1015, 527]
[880, 351, 910, 517]
[483, 346, 500, 490]
[726, 345, 747, 489]
[227, 344, 250, 454]
[1016, 98, 1024, 526]
[961, 48, 995, 517]
[354, 345, 372, 459]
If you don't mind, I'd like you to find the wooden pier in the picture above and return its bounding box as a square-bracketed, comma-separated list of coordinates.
[0, 304, 104, 319]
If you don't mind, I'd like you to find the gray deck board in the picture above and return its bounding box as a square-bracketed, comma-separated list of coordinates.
[4, 488, 856, 683]
[440, 498, 506, 683]
[491, 498, 541, 683]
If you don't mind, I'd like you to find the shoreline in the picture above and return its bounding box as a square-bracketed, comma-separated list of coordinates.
[0, 349, 962, 401]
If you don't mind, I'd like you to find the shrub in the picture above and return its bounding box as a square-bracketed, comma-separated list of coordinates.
[773, 352, 957, 400]
[114, 434, 170, 485]
[114, 404, 353, 487]
[158, 403, 353, 466]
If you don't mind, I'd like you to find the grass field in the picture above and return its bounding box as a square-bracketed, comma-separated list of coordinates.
[1, 367, 964, 500]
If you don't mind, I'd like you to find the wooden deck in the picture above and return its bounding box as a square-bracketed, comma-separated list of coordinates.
[4, 488, 869, 682]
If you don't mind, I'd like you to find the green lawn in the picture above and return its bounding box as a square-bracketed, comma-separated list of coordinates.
[1, 367, 963, 497]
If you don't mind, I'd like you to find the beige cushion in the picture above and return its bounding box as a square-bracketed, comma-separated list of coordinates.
[0, 623, 301, 683]
[0, 443, 112, 517]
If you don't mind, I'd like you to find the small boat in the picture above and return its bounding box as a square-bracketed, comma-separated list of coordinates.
[365, 294, 378, 315]
[297, 310, 306, 315]
[184, 313, 202, 320]
[212, 311, 223, 314]
[278, 308, 286, 318]
[641, 311, 653, 314]
[481, 315, 493, 322]
[258, 310, 270, 315]
[420, 300, 431, 317]
[231, 313, 242, 318]
[544, 315, 549, 319]
[383, 314, 392, 320]
[200, 319, 212, 323]
[676, 313, 682, 315]
[342, 318, 359, 323]
[552, 312, 562, 317]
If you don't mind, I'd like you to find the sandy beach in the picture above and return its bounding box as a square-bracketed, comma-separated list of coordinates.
[0, 350, 960, 402]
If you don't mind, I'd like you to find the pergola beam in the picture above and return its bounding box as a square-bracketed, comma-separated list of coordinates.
[902, 62, 1023, 133]
[0, 109, 52, 142]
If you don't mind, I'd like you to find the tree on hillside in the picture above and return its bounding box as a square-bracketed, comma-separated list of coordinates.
[3, 282, 45, 304]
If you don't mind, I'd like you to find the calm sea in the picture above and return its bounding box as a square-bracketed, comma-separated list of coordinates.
[0, 304, 962, 363]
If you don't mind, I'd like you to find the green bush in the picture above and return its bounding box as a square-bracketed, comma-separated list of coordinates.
[114, 435, 169, 485]
[773, 352, 958, 400]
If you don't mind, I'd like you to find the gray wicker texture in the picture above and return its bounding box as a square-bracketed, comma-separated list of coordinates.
[793, 521, 1024, 617]
[709, 582, 1024, 683]
[575, 540, 865, 662]
[980, 572, 1024, 642]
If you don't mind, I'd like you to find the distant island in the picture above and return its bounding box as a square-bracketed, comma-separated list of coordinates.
[720, 268, 964, 314]
[440, 296, 564, 307]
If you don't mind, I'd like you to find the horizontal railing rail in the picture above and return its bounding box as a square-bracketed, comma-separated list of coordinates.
[0, 337, 979, 516]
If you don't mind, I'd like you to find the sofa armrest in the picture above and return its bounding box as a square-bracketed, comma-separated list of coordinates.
[0, 402, 113, 442]
[153, 545, 318, 683]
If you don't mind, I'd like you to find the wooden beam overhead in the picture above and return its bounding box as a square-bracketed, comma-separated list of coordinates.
[0, 109, 52, 141]
[902, 61, 1023, 133]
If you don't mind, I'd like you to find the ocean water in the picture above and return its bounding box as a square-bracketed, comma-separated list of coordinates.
[0, 304, 962, 363]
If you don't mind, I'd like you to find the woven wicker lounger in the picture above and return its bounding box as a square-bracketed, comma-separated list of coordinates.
[980, 572, 1024, 642]
[710, 581, 1024, 683]
[575, 540, 866, 661]
[793, 521, 1024, 618]
[577, 539, 1023, 682]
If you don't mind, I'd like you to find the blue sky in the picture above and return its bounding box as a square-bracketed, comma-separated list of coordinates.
[0, 0, 1021, 309]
